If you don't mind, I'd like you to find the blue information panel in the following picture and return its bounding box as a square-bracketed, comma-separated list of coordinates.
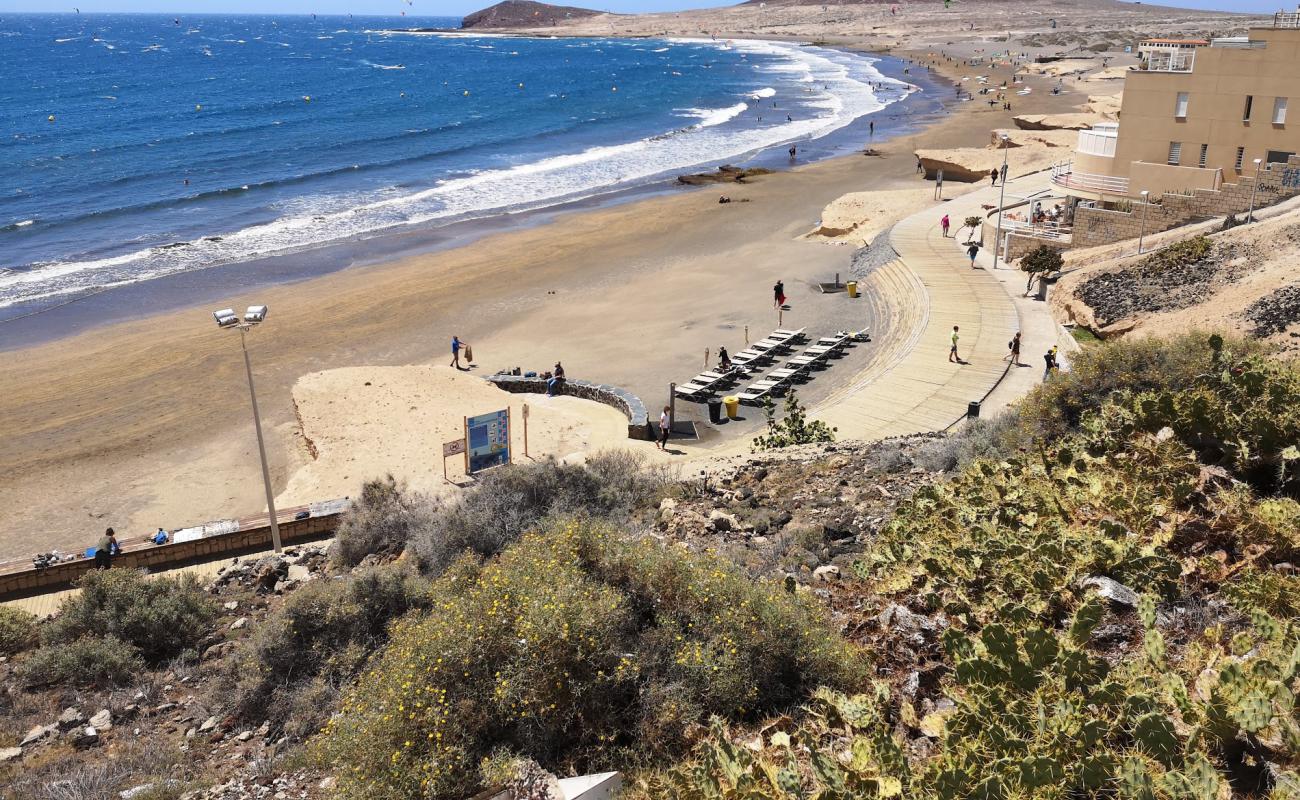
[465, 409, 511, 475]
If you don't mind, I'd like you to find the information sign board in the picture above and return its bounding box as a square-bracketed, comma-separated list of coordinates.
[465, 409, 511, 474]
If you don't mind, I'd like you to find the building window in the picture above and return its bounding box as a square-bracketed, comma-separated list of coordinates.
[1244, 95, 1254, 121]
[1236, 146, 1246, 170]
[1199, 144, 1209, 168]
[1274, 97, 1289, 124]
[1175, 92, 1189, 118]
[1168, 141, 1182, 165]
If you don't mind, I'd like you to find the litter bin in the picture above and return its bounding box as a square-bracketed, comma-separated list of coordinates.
[707, 398, 723, 424]
[967, 400, 981, 419]
[846, 280, 859, 298]
[723, 395, 740, 419]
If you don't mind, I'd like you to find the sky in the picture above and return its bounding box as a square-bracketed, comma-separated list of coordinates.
[0, 0, 1280, 18]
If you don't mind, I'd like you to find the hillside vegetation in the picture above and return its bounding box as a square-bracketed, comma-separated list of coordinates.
[2, 333, 1298, 800]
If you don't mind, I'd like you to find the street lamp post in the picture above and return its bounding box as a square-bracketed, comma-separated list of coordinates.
[213, 305, 282, 553]
[1247, 157, 1263, 223]
[991, 134, 1010, 270]
[1137, 190, 1150, 255]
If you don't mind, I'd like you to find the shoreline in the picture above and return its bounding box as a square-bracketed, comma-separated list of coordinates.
[0, 39, 930, 342]
[0, 48, 950, 350]
[0, 38, 1080, 554]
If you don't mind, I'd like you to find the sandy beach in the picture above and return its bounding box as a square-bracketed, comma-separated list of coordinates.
[5, 0, 1252, 554]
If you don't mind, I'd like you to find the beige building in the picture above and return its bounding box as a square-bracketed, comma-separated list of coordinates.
[1054, 12, 1300, 204]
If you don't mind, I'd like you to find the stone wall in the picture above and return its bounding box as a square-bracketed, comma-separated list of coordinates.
[0, 512, 343, 601]
[488, 375, 653, 441]
[1005, 233, 1070, 262]
[1072, 155, 1300, 249]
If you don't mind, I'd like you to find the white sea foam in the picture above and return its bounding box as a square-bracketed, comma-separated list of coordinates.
[0, 39, 909, 310]
[678, 103, 748, 128]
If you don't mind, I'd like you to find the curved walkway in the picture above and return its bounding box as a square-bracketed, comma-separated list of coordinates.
[814, 175, 1061, 438]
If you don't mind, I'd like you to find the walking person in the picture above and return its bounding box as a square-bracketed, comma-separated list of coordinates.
[1043, 347, 1058, 381]
[657, 405, 671, 451]
[869, 120, 874, 137]
[450, 335, 468, 370]
[1004, 332, 1022, 366]
[941, 214, 951, 238]
[916, 156, 923, 174]
[773, 279, 786, 309]
[93, 527, 117, 569]
[949, 325, 961, 363]
[967, 241, 980, 267]
[934, 168, 945, 199]
[990, 168, 998, 186]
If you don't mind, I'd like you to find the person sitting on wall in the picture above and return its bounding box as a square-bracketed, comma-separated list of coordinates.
[152, 528, 169, 545]
[547, 362, 566, 396]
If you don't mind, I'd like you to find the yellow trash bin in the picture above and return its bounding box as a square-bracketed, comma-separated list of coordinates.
[723, 395, 740, 419]
[846, 280, 859, 298]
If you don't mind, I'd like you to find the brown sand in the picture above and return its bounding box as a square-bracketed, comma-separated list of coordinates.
[278, 366, 638, 508]
[0, 39, 1081, 554]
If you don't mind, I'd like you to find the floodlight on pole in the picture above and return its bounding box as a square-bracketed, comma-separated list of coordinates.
[991, 134, 1011, 270]
[213, 303, 282, 553]
[1247, 157, 1263, 223]
[1137, 190, 1150, 255]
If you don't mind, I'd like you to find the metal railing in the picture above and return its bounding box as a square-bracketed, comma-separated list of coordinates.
[1000, 218, 1073, 240]
[1050, 162, 1131, 195]
[1275, 10, 1300, 28]
[1077, 126, 1118, 158]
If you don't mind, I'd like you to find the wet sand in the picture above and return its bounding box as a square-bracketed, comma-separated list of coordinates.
[0, 49, 1078, 554]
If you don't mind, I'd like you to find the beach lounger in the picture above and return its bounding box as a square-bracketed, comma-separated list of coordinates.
[772, 327, 806, 341]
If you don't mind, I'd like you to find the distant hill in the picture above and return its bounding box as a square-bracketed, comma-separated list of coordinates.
[461, 0, 603, 28]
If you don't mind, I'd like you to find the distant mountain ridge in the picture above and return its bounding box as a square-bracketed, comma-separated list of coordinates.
[461, 0, 603, 29]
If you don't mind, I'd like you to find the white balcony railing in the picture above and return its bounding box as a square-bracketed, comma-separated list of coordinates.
[1275, 10, 1300, 28]
[1050, 162, 1131, 195]
[1077, 125, 1118, 158]
[1142, 50, 1195, 72]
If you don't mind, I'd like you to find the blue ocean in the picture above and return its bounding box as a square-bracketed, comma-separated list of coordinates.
[0, 14, 916, 314]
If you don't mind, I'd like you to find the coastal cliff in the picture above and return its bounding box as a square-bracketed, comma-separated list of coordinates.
[462, 0, 602, 29]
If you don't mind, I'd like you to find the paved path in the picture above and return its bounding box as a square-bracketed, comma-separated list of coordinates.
[814, 173, 1066, 438]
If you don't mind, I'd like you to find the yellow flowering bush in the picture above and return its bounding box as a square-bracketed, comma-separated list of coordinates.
[317, 519, 864, 800]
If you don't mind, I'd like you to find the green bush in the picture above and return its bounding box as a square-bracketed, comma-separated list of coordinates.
[231, 564, 431, 736]
[752, 391, 836, 450]
[1006, 332, 1261, 450]
[0, 606, 38, 656]
[1018, 244, 1063, 293]
[19, 636, 144, 688]
[317, 520, 864, 800]
[46, 569, 215, 664]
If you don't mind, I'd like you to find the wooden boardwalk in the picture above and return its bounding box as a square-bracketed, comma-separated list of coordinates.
[814, 187, 1022, 439]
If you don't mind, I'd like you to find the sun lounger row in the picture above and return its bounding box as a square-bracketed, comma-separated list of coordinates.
[735, 329, 867, 405]
[674, 328, 807, 400]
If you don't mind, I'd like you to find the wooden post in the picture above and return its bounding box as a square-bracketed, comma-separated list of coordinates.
[704, 348, 709, 369]
[669, 383, 676, 431]
[463, 416, 469, 475]
[522, 403, 530, 459]
[744, 325, 749, 344]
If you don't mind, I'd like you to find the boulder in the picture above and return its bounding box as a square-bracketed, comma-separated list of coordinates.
[812, 565, 841, 583]
[199, 716, 218, 733]
[229, 617, 248, 631]
[71, 726, 99, 748]
[57, 707, 86, 731]
[202, 641, 238, 662]
[286, 564, 312, 582]
[0, 747, 21, 763]
[89, 709, 113, 731]
[19, 724, 54, 747]
[708, 509, 737, 532]
[1079, 575, 1140, 608]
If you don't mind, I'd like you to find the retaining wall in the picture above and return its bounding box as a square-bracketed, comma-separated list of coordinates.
[0, 512, 342, 602]
[488, 376, 653, 441]
[1072, 155, 1300, 249]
